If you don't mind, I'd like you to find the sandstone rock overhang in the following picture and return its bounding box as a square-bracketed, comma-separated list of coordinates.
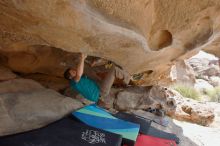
[0, 0, 220, 85]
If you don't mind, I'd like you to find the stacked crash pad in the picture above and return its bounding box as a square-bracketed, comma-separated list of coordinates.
[114, 112, 152, 134]
[72, 104, 140, 146]
[0, 104, 180, 146]
[0, 117, 122, 146]
[135, 134, 177, 146]
[114, 112, 180, 144]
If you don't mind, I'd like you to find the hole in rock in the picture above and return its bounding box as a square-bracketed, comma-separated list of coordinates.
[145, 70, 153, 74]
[149, 30, 173, 51]
[132, 70, 154, 81]
[167, 100, 174, 107]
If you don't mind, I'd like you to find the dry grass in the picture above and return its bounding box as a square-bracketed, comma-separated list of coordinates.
[205, 87, 220, 102]
[173, 84, 201, 101]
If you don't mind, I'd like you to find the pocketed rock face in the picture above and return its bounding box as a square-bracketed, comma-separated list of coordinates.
[0, 79, 83, 136]
[175, 101, 215, 126]
[1, 1, 220, 85]
[148, 86, 215, 126]
[112, 86, 215, 126]
[169, 91, 215, 126]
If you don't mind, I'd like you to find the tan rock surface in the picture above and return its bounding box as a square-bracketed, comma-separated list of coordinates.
[0, 45, 80, 77]
[0, 79, 83, 136]
[1, 0, 220, 85]
[22, 73, 69, 91]
[0, 78, 44, 93]
[0, 65, 17, 81]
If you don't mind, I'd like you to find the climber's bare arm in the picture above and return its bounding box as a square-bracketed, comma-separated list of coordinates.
[74, 53, 87, 82]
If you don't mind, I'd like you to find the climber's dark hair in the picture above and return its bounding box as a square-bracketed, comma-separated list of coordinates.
[64, 68, 72, 80]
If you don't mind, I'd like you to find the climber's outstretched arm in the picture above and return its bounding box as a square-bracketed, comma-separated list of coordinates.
[74, 53, 87, 82]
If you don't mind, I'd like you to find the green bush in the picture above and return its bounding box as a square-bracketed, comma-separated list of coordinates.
[173, 84, 201, 100]
[205, 87, 220, 102]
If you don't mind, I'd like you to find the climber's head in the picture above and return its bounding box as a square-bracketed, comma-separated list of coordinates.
[64, 68, 77, 80]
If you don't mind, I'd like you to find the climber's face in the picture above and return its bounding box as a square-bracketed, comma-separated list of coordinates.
[69, 69, 77, 79]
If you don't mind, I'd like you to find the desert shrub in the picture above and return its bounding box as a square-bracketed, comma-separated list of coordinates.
[173, 84, 201, 100]
[205, 87, 220, 102]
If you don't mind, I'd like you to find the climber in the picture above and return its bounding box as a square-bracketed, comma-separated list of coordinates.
[63, 53, 130, 103]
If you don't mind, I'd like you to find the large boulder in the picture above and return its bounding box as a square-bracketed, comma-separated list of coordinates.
[115, 89, 147, 110]
[0, 79, 83, 136]
[22, 73, 69, 92]
[0, 78, 44, 93]
[113, 85, 215, 126]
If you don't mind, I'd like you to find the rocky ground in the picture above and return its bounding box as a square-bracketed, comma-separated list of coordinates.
[174, 120, 220, 146]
